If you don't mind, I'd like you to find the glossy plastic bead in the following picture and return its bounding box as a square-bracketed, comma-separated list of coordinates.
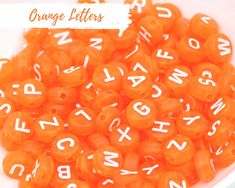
[34, 113, 64, 143]
[110, 124, 140, 153]
[18, 79, 47, 109]
[93, 145, 123, 177]
[51, 50, 73, 71]
[165, 66, 192, 96]
[62, 180, 90, 188]
[68, 107, 96, 136]
[164, 135, 195, 165]
[3, 151, 34, 179]
[149, 81, 170, 105]
[51, 133, 81, 163]
[205, 33, 232, 63]
[0, 131, 18, 151]
[158, 171, 189, 188]
[178, 36, 205, 63]
[0, 97, 15, 128]
[126, 99, 156, 129]
[194, 149, 215, 182]
[174, 17, 190, 39]
[92, 64, 123, 91]
[204, 118, 234, 148]
[176, 111, 208, 139]
[123, 70, 153, 99]
[19, 140, 43, 158]
[190, 13, 218, 39]
[87, 133, 110, 150]
[137, 16, 164, 46]
[145, 117, 176, 143]
[58, 66, 88, 87]
[3, 111, 34, 142]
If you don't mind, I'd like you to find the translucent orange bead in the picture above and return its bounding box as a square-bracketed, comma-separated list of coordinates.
[110, 124, 140, 153]
[0, 60, 15, 87]
[76, 150, 100, 182]
[33, 53, 57, 84]
[51, 133, 81, 163]
[165, 65, 192, 96]
[92, 64, 123, 91]
[205, 33, 232, 64]
[192, 62, 221, 81]
[149, 81, 170, 105]
[0, 131, 18, 151]
[93, 146, 123, 177]
[159, 33, 178, 48]
[32, 152, 55, 187]
[95, 106, 122, 135]
[189, 75, 219, 102]
[154, 3, 181, 31]
[178, 36, 205, 63]
[218, 72, 235, 97]
[204, 118, 234, 148]
[163, 135, 195, 165]
[129, 54, 159, 79]
[24, 28, 48, 43]
[137, 16, 164, 46]
[87, 133, 110, 150]
[125, 0, 154, 21]
[140, 160, 166, 185]
[18, 79, 47, 109]
[58, 66, 88, 87]
[194, 149, 215, 182]
[3, 151, 34, 179]
[126, 99, 156, 129]
[123, 70, 153, 99]
[152, 47, 179, 71]
[3, 111, 34, 142]
[137, 140, 163, 160]
[48, 87, 78, 105]
[68, 107, 96, 136]
[176, 111, 208, 139]
[190, 13, 218, 39]
[158, 171, 189, 188]
[88, 33, 115, 61]
[3, 80, 21, 105]
[34, 113, 64, 143]
[213, 141, 235, 168]
[92, 90, 123, 112]
[0, 97, 15, 129]
[145, 117, 176, 143]
[74, 28, 102, 41]
[107, 25, 137, 50]
[178, 94, 203, 112]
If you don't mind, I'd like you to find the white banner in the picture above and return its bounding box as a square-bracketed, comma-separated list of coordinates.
[0, 3, 131, 33]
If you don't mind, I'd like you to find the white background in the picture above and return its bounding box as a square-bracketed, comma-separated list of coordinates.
[0, 0, 235, 188]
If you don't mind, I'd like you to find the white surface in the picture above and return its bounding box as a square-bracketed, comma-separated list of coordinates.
[0, 0, 235, 188]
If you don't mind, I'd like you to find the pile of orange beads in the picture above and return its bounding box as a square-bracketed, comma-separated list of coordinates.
[0, 1, 235, 188]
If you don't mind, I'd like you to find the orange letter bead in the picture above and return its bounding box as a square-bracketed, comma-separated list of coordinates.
[190, 13, 218, 39]
[87, 133, 110, 150]
[93, 146, 123, 177]
[137, 16, 164, 46]
[34, 113, 64, 143]
[178, 36, 205, 63]
[152, 47, 179, 71]
[174, 17, 190, 39]
[18, 79, 47, 109]
[92, 64, 123, 91]
[205, 118, 234, 148]
[165, 66, 192, 96]
[68, 107, 96, 136]
[110, 124, 140, 153]
[194, 149, 215, 182]
[123, 70, 153, 99]
[145, 117, 176, 143]
[4, 111, 34, 142]
[154, 3, 181, 31]
[176, 111, 208, 139]
[62, 180, 90, 188]
[205, 33, 232, 64]
[158, 171, 189, 188]
[95, 106, 122, 135]
[3, 151, 34, 179]
[0, 97, 15, 128]
[164, 135, 195, 165]
[51, 133, 81, 163]
[58, 66, 88, 87]
[32, 152, 55, 186]
[126, 99, 156, 129]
